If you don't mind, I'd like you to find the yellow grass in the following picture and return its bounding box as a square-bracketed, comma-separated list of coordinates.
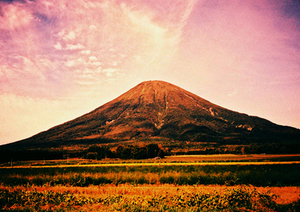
[3, 160, 300, 169]
[165, 154, 300, 161]
[2, 184, 299, 205]
[2, 153, 300, 168]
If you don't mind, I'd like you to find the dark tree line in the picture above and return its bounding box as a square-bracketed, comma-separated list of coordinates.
[0, 149, 65, 162]
[0, 143, 165, 162]
[84, 143, 165, 160]
[115, 143, 165, 159]
[1, 141, 299, 162]
[84, 145, 114, 160]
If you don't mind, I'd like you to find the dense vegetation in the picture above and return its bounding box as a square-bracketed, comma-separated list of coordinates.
[0, 143, 165, 162]
[83, 143, 165, 160]
[174, 141, 300, 155]
[2, 185, 299, 212]
[1, 164, 299, 187]
[1, 159, 299, 211]
[1, 140, 300, 162]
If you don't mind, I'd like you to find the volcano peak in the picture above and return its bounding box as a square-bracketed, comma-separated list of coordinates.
[5, 81, 300, 148]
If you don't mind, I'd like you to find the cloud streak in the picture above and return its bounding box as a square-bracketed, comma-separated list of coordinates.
[0, 0, 299, 144]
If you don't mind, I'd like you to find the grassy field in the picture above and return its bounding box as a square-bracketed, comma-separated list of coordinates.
[1, 184, 300, 211]
[2, 154, 300, 167]
[1, 154, 300, 211]
[1, 164, 300, 187]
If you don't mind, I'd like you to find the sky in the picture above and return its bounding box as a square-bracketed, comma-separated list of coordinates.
[0, 0, 300, 145]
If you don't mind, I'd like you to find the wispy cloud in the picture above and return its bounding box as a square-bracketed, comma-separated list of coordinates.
[1, 0, 198, 96]
[0, 2, 32, 30]
[0, 0, 299, 144]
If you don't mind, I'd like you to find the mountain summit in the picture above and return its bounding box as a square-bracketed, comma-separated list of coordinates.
[4, 80, 300, 148]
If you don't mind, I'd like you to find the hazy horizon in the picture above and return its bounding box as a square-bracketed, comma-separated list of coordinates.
[1, 0, 300, 145]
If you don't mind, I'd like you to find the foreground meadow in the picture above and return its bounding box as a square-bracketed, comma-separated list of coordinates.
[1, 184, 300, 211]
[1, 155, 300, 211]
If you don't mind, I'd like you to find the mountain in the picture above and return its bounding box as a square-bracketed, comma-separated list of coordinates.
[2, 80, 300, 149]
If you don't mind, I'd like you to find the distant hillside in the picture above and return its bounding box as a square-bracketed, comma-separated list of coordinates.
[2, 80, 300, 150]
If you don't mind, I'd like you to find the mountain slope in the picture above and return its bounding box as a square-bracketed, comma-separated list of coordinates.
[3, 80, 300, 148]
